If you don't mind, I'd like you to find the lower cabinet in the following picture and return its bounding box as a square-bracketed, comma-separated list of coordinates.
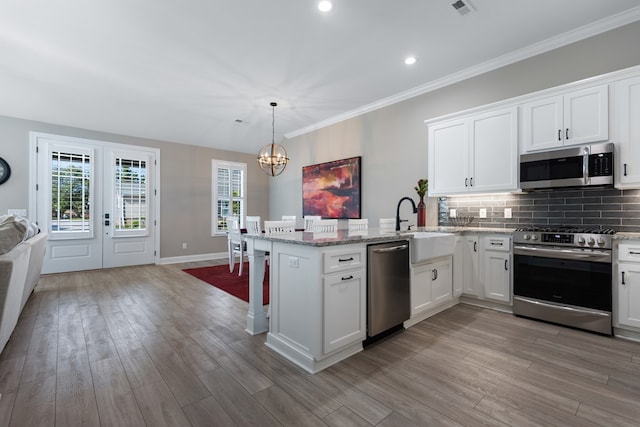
[265, 242, 366, 374]
[482, 236, 512, 303]
[454, 235, 479, 297]
[323, 270, 366, 354]
[616, 243, 640, 330]
[410, 256, 452, 318]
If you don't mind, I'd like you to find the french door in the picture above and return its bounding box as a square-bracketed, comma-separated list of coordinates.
[32, 133, 159, 274]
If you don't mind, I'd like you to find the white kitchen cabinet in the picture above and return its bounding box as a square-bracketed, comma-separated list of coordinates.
[322, 245, 366, 355]
[521, 84, 608, 152]
[482, 236, 512, 303]
[616, 243, 640, 330]
[613, 75, 640, 188]
[263, 241, 366, 373]
[428, 118, 468, 194]
[428, 107, 518, 196]
[410, 256, 452, 319]
[323, 270, 366, 354]
[454, 235, 480, 297]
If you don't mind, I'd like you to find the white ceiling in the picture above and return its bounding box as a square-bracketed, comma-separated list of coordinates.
[1, 0, 640, 154]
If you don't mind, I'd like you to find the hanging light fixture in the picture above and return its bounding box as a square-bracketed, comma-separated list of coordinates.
[257, 102, 289, 176]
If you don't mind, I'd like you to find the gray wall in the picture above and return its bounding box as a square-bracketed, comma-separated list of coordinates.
[272, 21, 640, 227]
[0, 116, 270, 258]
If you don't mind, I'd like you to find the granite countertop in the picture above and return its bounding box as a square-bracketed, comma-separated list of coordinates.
[613, 232, 640, 240]
[245, 226, 515, 247]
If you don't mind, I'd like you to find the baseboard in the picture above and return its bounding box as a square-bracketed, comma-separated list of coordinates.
[159, 252, 228, 265]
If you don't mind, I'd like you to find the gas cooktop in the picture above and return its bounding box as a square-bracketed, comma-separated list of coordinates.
[513, 226, 615, 249]
[514, 226, 616, 235]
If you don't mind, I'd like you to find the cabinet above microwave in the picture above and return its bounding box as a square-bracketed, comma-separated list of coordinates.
[520, 85, 609, 154]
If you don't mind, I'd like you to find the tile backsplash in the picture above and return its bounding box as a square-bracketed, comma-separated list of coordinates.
[438, 188, 640, 232]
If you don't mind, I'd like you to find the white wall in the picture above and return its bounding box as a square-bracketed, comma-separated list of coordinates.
[271, 21, 640, 227]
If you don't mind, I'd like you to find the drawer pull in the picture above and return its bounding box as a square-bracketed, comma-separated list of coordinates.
[338, 257, 354, 262]
[629, 251, 640, 255]
[341, 275, 354, 281]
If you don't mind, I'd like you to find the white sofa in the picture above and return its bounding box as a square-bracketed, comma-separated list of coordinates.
[0, 223, 47, 354]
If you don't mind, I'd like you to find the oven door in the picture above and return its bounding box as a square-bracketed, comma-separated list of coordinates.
[513, 245, 612, 334]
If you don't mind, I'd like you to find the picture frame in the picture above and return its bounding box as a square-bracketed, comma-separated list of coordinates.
[302, 156, 361, 219]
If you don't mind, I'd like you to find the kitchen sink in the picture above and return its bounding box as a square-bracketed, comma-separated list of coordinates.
[409, 232, 455, 263]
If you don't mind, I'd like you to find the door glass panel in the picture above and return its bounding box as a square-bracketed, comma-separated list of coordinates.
[113, 156, 148, 236]
[50, 150, 92, 237]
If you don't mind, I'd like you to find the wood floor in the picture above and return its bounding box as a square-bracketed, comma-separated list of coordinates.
[0, 262, 639, 426]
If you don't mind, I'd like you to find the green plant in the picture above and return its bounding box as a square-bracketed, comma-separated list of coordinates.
[414, 179, 428, 198]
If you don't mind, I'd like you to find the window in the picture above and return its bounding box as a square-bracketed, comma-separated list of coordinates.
[212, 160, 246, 235]
[49, 146, 94, 239]
[112, 154, 149, 236]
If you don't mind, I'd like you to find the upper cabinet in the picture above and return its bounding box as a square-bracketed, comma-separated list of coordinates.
[428, 107, 518, 196]
[521, 85, 609, 153]
[613, 75, 640, 188]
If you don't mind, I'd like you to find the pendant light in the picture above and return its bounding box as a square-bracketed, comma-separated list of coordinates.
[257, 102, 289, 176]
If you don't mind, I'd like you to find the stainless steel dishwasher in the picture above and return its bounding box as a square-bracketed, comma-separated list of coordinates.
[367, 240, 410, 339]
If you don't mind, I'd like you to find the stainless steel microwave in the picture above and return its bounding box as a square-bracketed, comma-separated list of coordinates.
[519, 142, 614, 190]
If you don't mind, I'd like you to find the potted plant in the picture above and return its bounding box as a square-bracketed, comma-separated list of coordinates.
[414, 179, 428, 227]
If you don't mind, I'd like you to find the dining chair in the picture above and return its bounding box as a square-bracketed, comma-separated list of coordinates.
[264, 220, 296, 235]
[227, 216, 247, 276]
[245, 216, 262, 235]
[379, 218, 396, 233]
[348, 218, 368, 231]
[281, 215, 296, 227]
[303, 215, 322, 231]
[312, 219, 338, 233]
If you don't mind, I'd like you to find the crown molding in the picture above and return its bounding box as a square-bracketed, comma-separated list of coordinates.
[285, 6, 640, 139]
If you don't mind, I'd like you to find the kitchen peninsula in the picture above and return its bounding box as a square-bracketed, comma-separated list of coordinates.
[244, 229, 409, 373]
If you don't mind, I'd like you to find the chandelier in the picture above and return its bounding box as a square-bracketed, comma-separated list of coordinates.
[257, 102, 289, 176]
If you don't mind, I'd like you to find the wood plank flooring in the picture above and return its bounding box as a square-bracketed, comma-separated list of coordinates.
[1, 261, 639, 426]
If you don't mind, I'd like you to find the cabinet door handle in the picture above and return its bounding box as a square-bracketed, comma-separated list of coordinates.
[624, 163, 628, 177]
[338, 257, 354, 262]
[504, 259, 508, 271]
[474, 241, 477, 252]
[566, 128, 569, 140]
[469, 177, 473, 187]
[465, 178, 468, 187]
[341, 275, 354, 281]
[432, 269, 438, 281]
[622, 271, 626, 285]
[558, 129, 562, 141]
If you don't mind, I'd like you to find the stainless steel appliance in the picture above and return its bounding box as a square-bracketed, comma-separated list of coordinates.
[519, 142, 613, 190]
[367, 241, 410, 339]
[513, 226, 614, 335]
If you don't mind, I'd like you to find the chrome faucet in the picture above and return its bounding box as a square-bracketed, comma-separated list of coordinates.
[395, 196, 418, 231]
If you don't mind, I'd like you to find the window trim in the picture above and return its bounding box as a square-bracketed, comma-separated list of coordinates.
[212, 159, 247, 236]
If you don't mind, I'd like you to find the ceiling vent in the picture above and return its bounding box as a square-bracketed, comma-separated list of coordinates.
[451, 0, 474, 15]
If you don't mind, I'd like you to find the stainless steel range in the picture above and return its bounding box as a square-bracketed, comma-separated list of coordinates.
[512, 226, 614, 335]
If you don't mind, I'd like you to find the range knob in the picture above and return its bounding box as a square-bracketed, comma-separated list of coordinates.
[577, 236, 586, 245]
[597, 237, 606, 246]
[523, 234, 530, 240]
[531, 234, 539, 241]
[587, 237, 596, 246]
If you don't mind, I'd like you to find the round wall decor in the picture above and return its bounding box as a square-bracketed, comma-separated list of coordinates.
[0, 157, 11, 185]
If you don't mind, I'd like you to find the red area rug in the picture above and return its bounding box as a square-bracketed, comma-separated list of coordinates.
[183, 262, 269, 304]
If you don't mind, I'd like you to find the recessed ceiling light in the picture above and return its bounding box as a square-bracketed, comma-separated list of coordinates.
[404, 56, 417, 65]
[318, 1, 332, 12]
